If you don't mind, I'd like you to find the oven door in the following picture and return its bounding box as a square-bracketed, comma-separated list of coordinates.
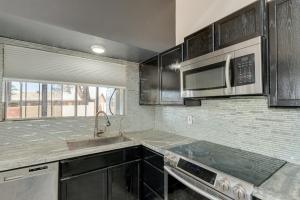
[164, 166, 233, 200]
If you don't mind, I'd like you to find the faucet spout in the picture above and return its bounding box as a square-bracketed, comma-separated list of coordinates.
[94, 110, 111, 138]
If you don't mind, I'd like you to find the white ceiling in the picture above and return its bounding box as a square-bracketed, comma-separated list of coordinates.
[0, 0, 176, 62]
[175, 0, 257, 44]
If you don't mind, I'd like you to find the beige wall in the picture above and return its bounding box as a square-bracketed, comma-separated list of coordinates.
[175, 0, 257, 44]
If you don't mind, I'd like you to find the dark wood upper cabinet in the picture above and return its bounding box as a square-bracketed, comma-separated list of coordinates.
[214, 0, 266, 50]
[159, 44, 184, 105]
[269, 0, 300, 106]
[184, 25, 214, 60]
[139, 56, 160, 105]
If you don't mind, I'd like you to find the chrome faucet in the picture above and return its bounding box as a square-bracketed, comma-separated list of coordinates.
[94, 110, 111, 138]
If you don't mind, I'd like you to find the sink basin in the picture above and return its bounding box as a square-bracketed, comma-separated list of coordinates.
[67, 136, 131, 150]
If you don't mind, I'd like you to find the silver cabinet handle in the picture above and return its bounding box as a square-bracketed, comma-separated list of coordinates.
[225, 54, 232, 89]
[164, 166, 221, 200]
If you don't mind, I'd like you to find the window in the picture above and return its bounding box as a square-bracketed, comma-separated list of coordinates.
[5, 80, 125, 120]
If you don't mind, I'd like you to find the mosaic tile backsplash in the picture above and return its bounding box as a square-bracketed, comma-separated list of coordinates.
[1, 40, 300, 166]
[154, 97, 300, 164]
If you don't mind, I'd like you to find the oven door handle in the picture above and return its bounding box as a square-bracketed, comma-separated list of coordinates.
[164, 166, 222, 200]
[225, 54, 232, 89]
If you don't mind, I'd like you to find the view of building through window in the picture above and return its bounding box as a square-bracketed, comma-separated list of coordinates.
[5, 80, 125, 120]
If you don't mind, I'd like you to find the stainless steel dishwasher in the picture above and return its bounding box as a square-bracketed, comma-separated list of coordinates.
[0, 162, 58, 200]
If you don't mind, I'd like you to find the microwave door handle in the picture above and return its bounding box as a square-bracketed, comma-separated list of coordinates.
[164, 166, 221, 200]
[225, 54, 232, 89]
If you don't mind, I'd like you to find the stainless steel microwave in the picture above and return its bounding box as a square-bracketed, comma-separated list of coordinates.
[180, 36, 263, 98]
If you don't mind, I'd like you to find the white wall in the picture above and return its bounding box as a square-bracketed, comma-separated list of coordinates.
[176, 0, 257, 44]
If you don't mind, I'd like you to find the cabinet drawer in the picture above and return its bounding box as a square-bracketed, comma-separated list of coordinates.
[184, 25, 213, 60]
[214, 0, 265, 49]
[142, 161, 164, 197]
[60, 146, 141, 178]
[142, 182, 163, 200]
[142, 147, 164, 170]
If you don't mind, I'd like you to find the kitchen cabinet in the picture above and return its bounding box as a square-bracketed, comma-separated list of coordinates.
[108, 161, 140, 200]
[140, 45, 184, 105]
[142, 183, 163, 200]
[269, 0, 300, 106]
[60, 147, 141, 178]
[252, 197, 262, 200]
[184, 25, 213, 60]
[214, 0, 266, 50]
[159, 44, 184, 105]
[139, 56, 160, 105]
[60, 169, 107, 200]
[142, 147, 164, 199]
[60, 147, 141, 200]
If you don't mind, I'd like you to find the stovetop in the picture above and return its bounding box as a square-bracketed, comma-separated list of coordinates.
[168, 141, 286, 186]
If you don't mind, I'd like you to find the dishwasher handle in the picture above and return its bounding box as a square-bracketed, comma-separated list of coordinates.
[4, 175, 24, 182]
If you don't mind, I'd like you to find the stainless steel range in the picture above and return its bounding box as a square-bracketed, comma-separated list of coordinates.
[164, 141, 286, 200]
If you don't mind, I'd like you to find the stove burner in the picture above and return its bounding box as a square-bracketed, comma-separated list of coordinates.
[168, 141, 286, 186]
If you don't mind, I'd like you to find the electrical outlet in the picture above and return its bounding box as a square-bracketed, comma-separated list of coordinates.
[187, 115, 193, 125]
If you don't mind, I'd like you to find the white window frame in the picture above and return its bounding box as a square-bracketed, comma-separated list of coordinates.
[3, 79, 126, 121]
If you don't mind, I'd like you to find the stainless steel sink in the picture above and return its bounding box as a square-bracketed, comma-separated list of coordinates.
[67, 136, 131, 150]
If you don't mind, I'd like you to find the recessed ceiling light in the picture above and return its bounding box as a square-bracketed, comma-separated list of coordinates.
[91, 45, 105, 54]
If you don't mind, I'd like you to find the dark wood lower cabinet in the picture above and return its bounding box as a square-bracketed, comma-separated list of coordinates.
[108, 161, 140, 200]
[142, 183, 163, 200]
[142, 161, 164, 197]
[60, 147, 141, 200]
[60, 146, 166, 200]
[141, 147, 165, 200]
[60, 169, 108, 200]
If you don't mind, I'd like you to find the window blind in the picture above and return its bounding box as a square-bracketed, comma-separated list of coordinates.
[3, 45, 127, 87]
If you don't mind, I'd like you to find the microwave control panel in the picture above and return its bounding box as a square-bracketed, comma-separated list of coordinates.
[232, 54, 255, 86]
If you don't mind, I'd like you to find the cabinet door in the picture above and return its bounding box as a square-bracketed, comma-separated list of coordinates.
[60, 169, 107, 200]
[142, 161, 164, 198]
[108, 161, 140, 200]
[269, 0, 300, 106]
[139, 56, 160, 105]
[184, 26, 213, 60]
[160, 45, 184, 105]
[142, 183, 163, 200]
[214, 0, 265, 49]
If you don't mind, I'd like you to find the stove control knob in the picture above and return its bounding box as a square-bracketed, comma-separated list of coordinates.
[233, 184, 246, 200]
[217, 178, 230, 192]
